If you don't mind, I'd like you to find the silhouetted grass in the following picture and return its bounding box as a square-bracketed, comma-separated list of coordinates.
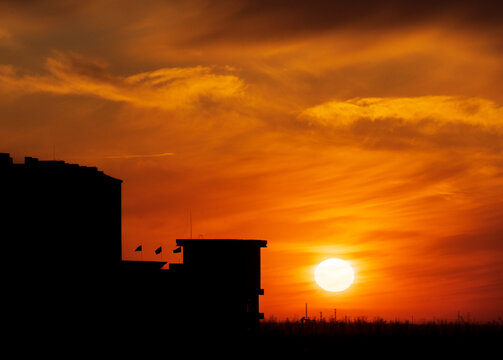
[247, 318, 503, 356]
[260, 317, 503, 337]
[103, 317, 503, 357]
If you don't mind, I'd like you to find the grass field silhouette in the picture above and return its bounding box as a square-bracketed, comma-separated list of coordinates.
[250, 318, 502, 356]
[111, 316, 502, 357]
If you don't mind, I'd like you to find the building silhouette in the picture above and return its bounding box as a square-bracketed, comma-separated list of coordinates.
[1, 153, 123, 328]
[120, 238, 267, 332]
[1, 154, 122, 265]
[170, 239, 267, 328]
[1, 153, 267, 332]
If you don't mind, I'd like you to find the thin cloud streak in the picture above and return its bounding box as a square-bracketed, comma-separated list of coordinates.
[106, 152, 175, 159]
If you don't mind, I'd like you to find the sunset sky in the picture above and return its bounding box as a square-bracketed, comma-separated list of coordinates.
[1, 0, 503, 322]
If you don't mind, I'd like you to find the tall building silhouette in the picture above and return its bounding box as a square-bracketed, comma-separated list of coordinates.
[1, 154, 122, 265]
[1, 153, 123, 327]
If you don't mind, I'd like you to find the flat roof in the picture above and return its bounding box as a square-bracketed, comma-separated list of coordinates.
[121, 260, 168, 270]
[176, 239, 267, 247]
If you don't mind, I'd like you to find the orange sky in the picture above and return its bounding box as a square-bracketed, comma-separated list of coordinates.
[1, 0, 503, 322]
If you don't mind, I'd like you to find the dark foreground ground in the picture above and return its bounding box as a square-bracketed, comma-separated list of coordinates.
[107, 319, 502, 357]
[252, 319, 503, 356]
[23, 318, 502, 358]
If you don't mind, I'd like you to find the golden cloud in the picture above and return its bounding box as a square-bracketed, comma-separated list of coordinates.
[300, 96, 503, 127]
[0, 53, 245, 109]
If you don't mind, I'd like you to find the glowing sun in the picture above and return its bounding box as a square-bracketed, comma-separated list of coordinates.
[315, 258, 355, 292]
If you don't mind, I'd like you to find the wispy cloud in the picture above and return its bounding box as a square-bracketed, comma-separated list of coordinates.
[300, 96, 503, 127]
[0, 52, 245, 109]
[298, 96, 503, 151]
